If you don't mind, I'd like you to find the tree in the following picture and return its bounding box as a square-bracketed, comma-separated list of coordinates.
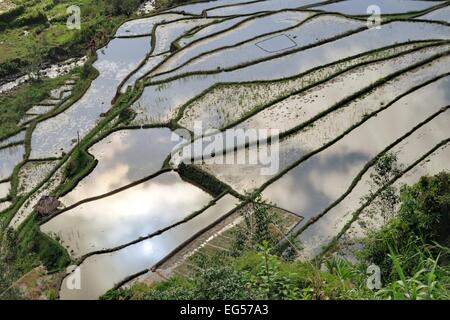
[365, 152, 404, 224]
[362, 171, 450, 281]
[25, 42, 45, 81]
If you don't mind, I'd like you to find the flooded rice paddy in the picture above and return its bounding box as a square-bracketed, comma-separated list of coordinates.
[3, 0, 449, 299]
[17, 161, 58, 196]
[42, 171, 216, 257]
[0, 181, 10, 199]
[315, 0, 444, 15]
[59, 194, 239, 300]
[206, 0, 322, 16]
[0, 145, 24, 181]
[58, 128, 180, 206]
[152, 10, 316, 75]
[0, 130, 25, 148]
[263, 76, 450, 223]
[418, 5, 450, 23]
[30, 37, 152, 159]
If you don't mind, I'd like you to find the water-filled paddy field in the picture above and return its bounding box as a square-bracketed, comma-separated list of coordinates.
[2, 0, 450, 299]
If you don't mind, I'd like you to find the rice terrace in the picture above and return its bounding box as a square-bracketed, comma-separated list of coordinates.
[0, 0, 450, 303]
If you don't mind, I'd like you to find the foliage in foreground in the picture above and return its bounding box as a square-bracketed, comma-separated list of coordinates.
[102, 172, 450, 300]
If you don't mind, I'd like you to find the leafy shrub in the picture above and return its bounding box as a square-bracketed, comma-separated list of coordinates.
[230, 199, 281, 256]
[16, 216, 70, 271]
[45, 288, 58, 300]
[0, 5, 25, 21]
[153, 0, 192, 10]
[0, 5, 25, 30]
[108, 0, 142, 16]
[363, 152, 404, 224]
[65, 150, 92, 179]
[0, 58, 29, 79]
[119, 108, 136, 124]
[376, 242, 450, 300]
[15, 11, 48, 27]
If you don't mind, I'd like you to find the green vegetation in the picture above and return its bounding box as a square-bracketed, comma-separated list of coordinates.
[118, 107, 137, 125]
[56, 146, 98, 198]
[153, 0, 193, 10]
[0, 0, 198, 140]
[0, 227, 30, 299]
[64, 148, 92, 179]
[15, 214, 70, 271]
[229, 198, 284, 257]
[0, 74, 70, 140]
[102, 172, 450, 300]
[51, 77, 142, 198]
[178, 162, 229, 197]
[361, 172, 450, 282]
[0, 30, 146, 299]
[0, 214, 70, 299]
[1, 0, 448, 302]
[45, 288, 58, 300]
[0, 0, 145, 79]
[0, 0, 202, 79]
